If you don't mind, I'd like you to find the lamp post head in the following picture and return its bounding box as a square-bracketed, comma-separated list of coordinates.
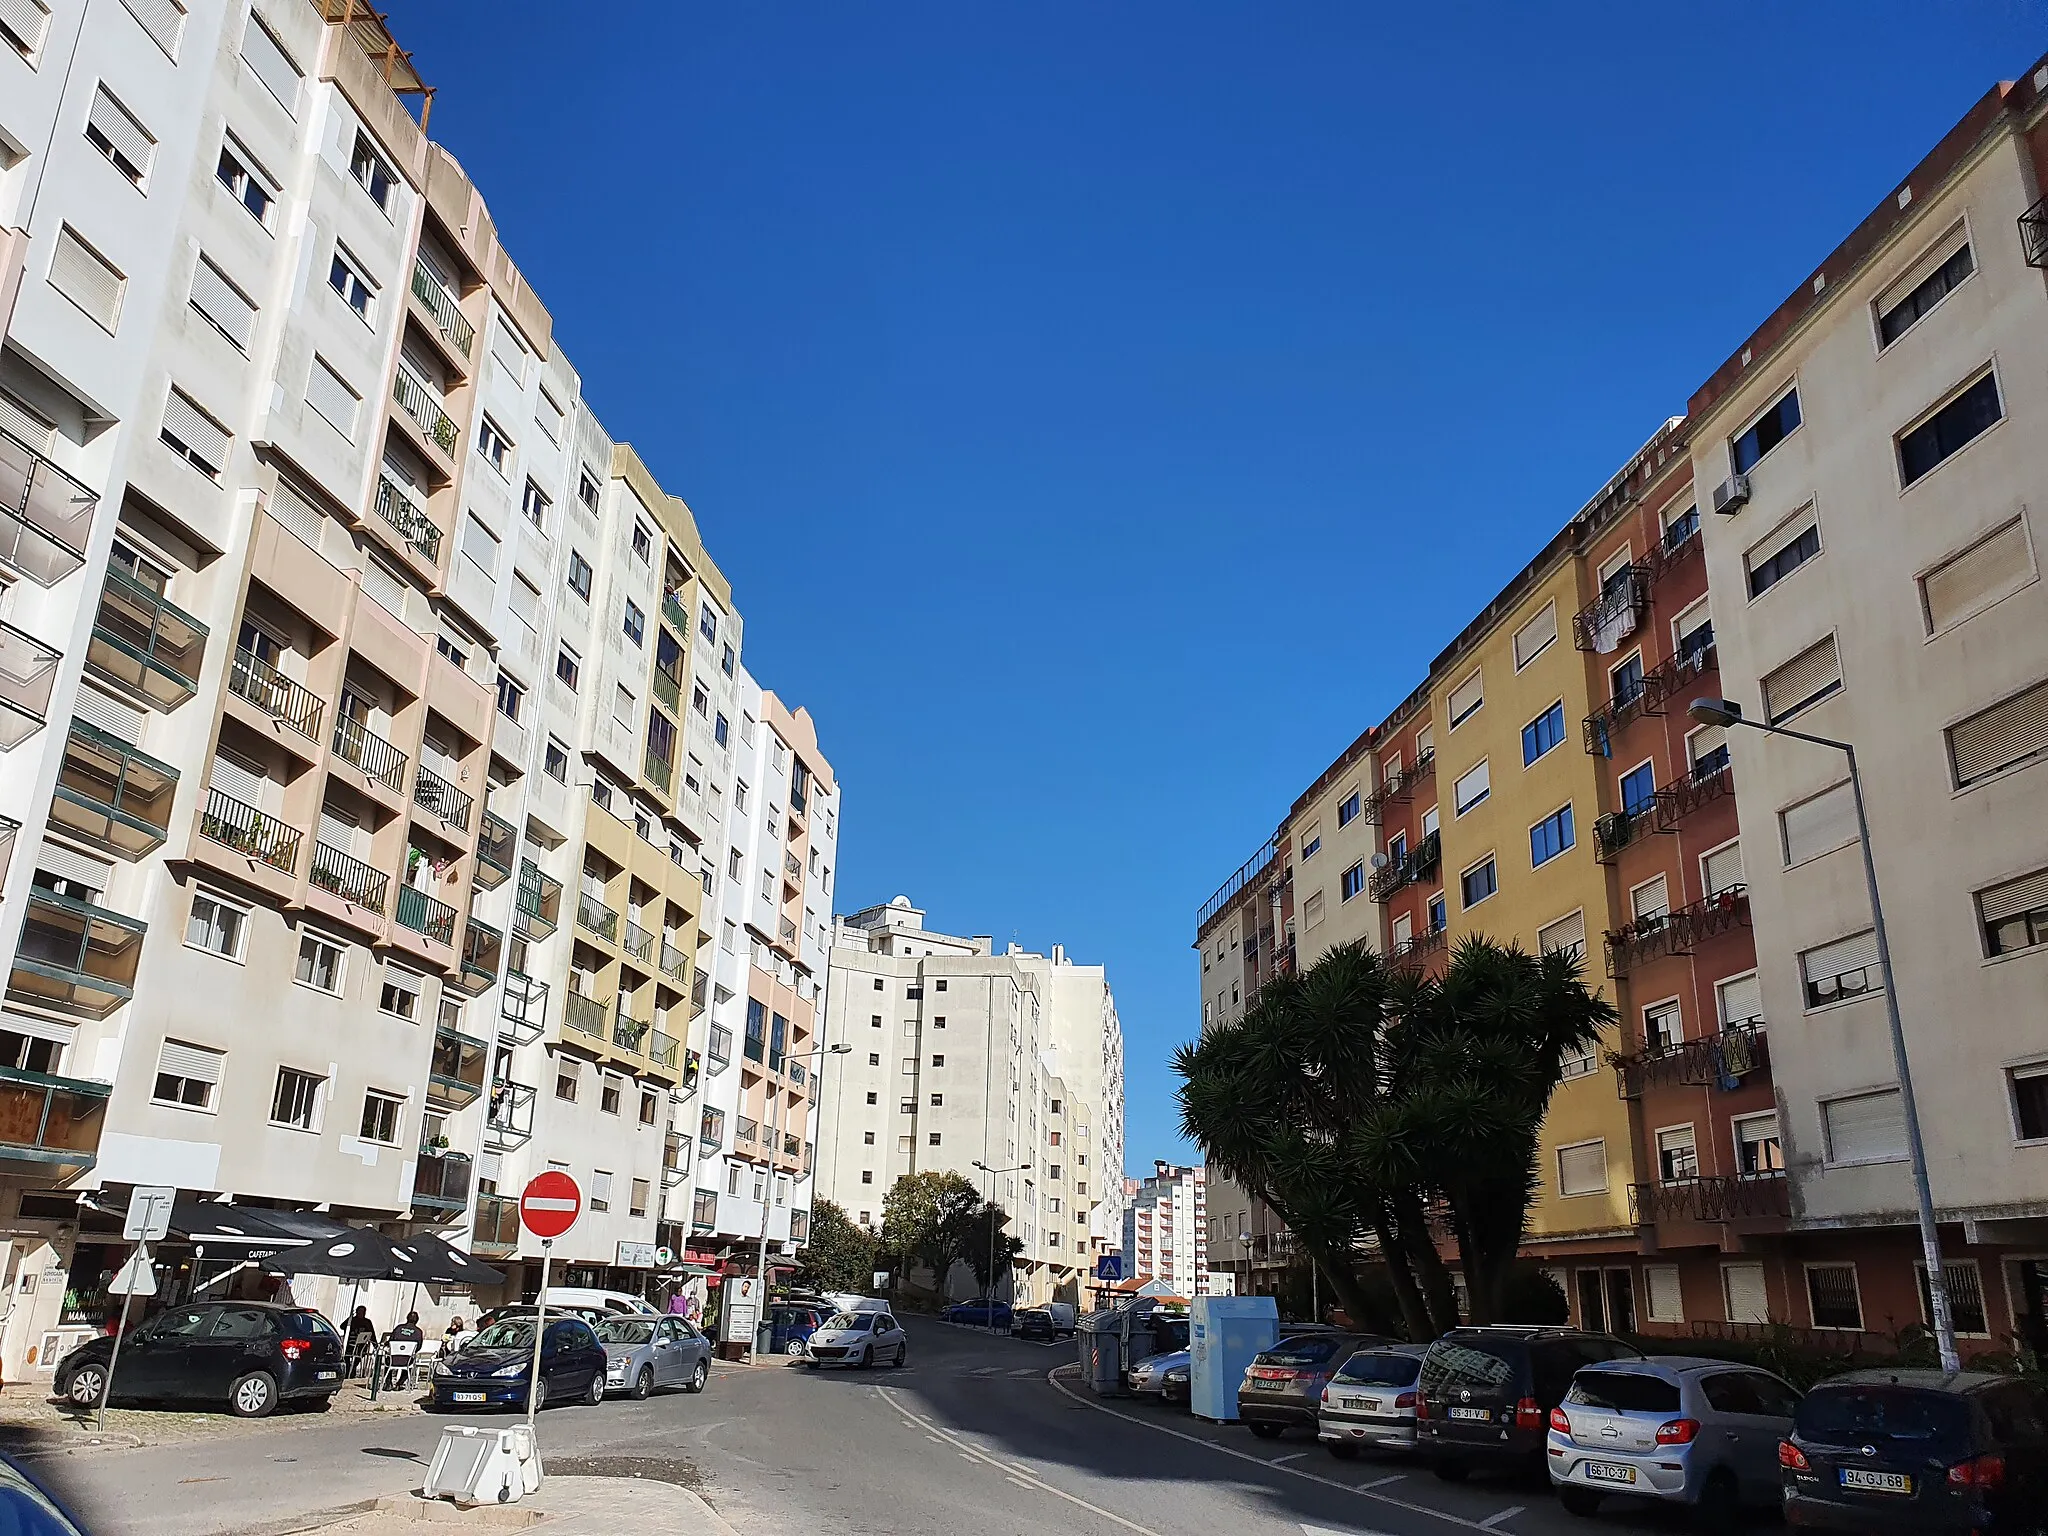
[826, 1043, 852, 1055]
[1689, 697, 1744, 727]
[972, 1160, 987, 1171]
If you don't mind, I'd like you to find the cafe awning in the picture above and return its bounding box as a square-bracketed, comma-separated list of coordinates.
[168, 1198, 349, 1253]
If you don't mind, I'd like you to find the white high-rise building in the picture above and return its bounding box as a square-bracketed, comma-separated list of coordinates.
[1122, 1162, 1207, 1296]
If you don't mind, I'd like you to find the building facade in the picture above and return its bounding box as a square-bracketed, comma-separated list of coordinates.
[1122, 1161, 1206, 1296]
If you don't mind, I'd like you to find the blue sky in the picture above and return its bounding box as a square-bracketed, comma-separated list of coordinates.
[393, 2, 2045, 1173]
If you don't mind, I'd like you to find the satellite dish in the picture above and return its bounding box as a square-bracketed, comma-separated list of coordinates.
[1369, 853, 1390, 870]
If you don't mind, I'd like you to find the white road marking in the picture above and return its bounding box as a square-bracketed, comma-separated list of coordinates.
[1006, 1477, 1036, 1490]
[1478, 1509, 1524, 1530]
[972, 1366, 1001, 1376]
[1270, 1452, 1307, 1465]
[1364, 1474, 1406, 1489]
[1301, 1526, 1399, 1536]
[1008, 1368, 1040, 1378]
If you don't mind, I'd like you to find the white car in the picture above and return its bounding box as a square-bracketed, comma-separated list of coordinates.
[803, 1310, 908, 1369]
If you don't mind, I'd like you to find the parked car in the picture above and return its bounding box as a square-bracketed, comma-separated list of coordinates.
[1318, 1345, 1430, 1458]
[945, 1297, 1013, 1329]
[1547, 1356, 1801, 1521]
[1127, 1349, 1188, 1398]
[1013, 1307, 1059, 1341]
[543, 1287, 656, 1317]
[431, 1315, 607, 1411]
[1037, 1302, 1079, 1337]
[810, 1293, 890, 1314]
[1239, 1332, 1390, 1438]
[1780, 1369, 2048, 1531]
[1158, 1354, 1191, 1406]
[55, 1301, 344, 1418]
[804, 1310, 909, 1368]
[596, 1314, 712, 1398]
[475, 1301, 611, 1330]
[0, 1446, 94, 1534]
[1417, 1326, 1641, 1480]
[766, 1303, 830, 1357]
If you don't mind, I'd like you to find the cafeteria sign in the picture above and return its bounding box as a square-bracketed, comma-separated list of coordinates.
[615, 1240, 657, 1269]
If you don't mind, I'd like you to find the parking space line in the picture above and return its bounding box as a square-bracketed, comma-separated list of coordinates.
[1477, 1508, 1523, 1530]
[1270, 1452, 1307, 1465]
[1364, 1474, 1405, 1489]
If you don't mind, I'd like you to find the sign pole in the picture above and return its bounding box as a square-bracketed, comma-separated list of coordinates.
[526, 1238, 551, 1433]
[95, 1245, 144, 1433]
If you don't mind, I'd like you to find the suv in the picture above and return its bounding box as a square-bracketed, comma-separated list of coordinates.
[1417, 1326, 1641, 1480]
[1781, 1369, 2048, 1531]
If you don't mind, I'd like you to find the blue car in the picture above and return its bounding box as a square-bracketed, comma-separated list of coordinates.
[945, 1296, 1014, 1329]
[432, 1315, 607, 1411]
[768, 1303, 829, 1357]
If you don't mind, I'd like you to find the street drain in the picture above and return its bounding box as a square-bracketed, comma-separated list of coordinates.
[542, 1455, 705, 1490]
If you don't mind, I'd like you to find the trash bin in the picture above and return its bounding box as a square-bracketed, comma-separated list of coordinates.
[1076, 1311, 1123, 1395]
[755, 1319, 774, 1357]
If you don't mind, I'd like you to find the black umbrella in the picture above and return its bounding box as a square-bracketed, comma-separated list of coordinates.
[390, 1232, 505, 1288]
[272, 1226, 410, 1279]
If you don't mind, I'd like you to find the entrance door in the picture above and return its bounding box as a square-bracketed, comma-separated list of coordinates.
[1575, 1270, 1606, 1332]
[2012, 1259, 2048, 1366]
[1605, 1270, 1636, 1334]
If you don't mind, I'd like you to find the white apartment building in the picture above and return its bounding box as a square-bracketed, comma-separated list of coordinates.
[1122, 1161, 1206, 1296]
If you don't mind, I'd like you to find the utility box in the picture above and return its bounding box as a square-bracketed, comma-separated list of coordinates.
[423, 1424, 542, 1506]
[1189, 1294, 1278, 1423]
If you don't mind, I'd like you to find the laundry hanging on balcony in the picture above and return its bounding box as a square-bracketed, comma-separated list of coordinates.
[1588, 584, 1640, 654]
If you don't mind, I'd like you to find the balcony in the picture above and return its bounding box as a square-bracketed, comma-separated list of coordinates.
[8, 889, 145, 1019]
[651, 666, 681, 717]
[699, 1108, 725, 1152]
[0, 817, 16, 888]
[643, 740, 673, 794]
[691, 1189, 717, 1230]
[1604, 887, 1751, 977]
[680, 1049, 702, 1091]
[1582, 642, 1719, 755]
[660, 939, 689, 982]
[0, 621, 62, 749]
[777, 916, 798, 951]
[1389, 925, 1447, 964]
[50, 720, 179, 859]
[473, 1192, 520, 1255]
[622, 919, 655, 967]
[332, 714, 408, 794]
[373, 473, 443, 565]
[475, 809, 516, 889]
[486, 1076, 535, 1145]
[0, 423, 96, 586]
[395, 884, 456, 945]
[1368, 829, 1440, 902]
[500, 968, 548, 1046]
[662, 1132, 690, 1187]
[426, 1023, 488, 1108]
[85, 569, 207, 711]
[229, 647, 324, 743]
[459, 915, 502, 991]
[564, 990, 610, 1042]
[662, 591, 689, 637]
[1630, 1171, 1789, 1226]
[736, 1116, 758, 1147]
[199, 789, 302, 874]
[784, 851, 803, 883]
[612, 1001, 650, 1054]
[1574, 565, 1650, 654]
[688, 970, 708, 1017]
[706, 1024, 732, 1072]
[0, 1065, 109, 1179]
[1360, 750, 1436, 826]
[1197, 837, 1277, 932]
[514, 860, 561, 938]
[782, 1133, 801, 1159]
[411, 1148, 473, 1214]
[310, 841, 388, 911]
[1593, 805, 1651, 865]
[790, 1060, 807, 1087]
[392, 367, 458, 458]
[414, 762, 473, 832]
[650, 1030, 679, 1071]
[410, 256, 475, 359]
[576, 891, 618, 944]
[1614, 1022, 1769, 1100]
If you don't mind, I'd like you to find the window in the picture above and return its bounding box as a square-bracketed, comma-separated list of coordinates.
[714, 713, 730, 748]
[87, 84, 154, 186]
[153, 1040, 222, 1111]
[1761, 635, 1841, 723]
[1537, 910, 1584, 962]
[1702, 841, 1743, 897]
[2010, 1066, 2048, 1141]
[1529, 805, 1574, 867]
[348, 131, 395, 211]
[1899, 370, 2000, 485]
[1822, 1088, 1906, 1165]
[1731, 386, 1801, 474]
[931, 1054, 945, 1068]
[577, 470, 601, 512]
[1921, 517, 2035, 635]
[1644, 1000, 1681, 1053]
[216, 140, 275, 226]
[1620, 761, 1655, 816]
[1609, 651, 1645, 708]
[1513, 603, 1558, 669]
[521, 478, 550, 531]
[1916, 1261, 1989, 1337]
[1878, 236, 1972, 347]
[591, 1171, 612, 1212]
[306, 356, 359, 441]
[295, 932, 345, 995]
[692, 684, 709, 717]
[1453, 760, 1489, 815]
[544, 738, 569, 782]
[556, 1063, 578, 1102]
[700, 604, 718, 645]
[1745, 512, 1820, 598]
[623, 600, 645, 647]
[1632, 875, 1670, 922]
[1522, 703, 1566, 765]
[1665, 503, 1701, 549]
[1337, 791, 1361, 827]
[1978, 869, 2048, 957]
[1557, 1139, 1607, 1197]
[928, 1132, 942, 1147]
[476, 415, 512, 473]
[271, 1067, 323, 1130]
[49, 226, 125, 332]
[1340, 862, 1365, 901]
[1734, 1112, 1783, 1174]
[1804, 1264, 1863, 1330]
[1801, 931, 1880, 1009]
[359, 1091, 402, 1145]
[1717, 973, 1763, 1030]
[1428, 892, 1446, 932]
[185, 889, 247, 960]
[1947, 680, 2048, 788]
[630, 1178, 651, 1218]
[1300, 824, 1321, 860]
[1459, 856, 1497, 909]
[600, 1077, 622, 1115]
[326, 248, 374, 322]
[935, 980, 947, 992]
[1656, 1125, 1698, 1183]
[379, 965, 423, 1021]
[495, 675, 523, 724]
[722, 643, 736, 676]
[567, 551, 593, 600]
[933, 1017, 946, 1029]
[241, 12, 300, 110]
[1780, 781, 1856, 866]
[1446, 669, 1483, 728]
[1674, 599, 1714, 662]
[1644, 1265, 1683, 1324]
[1688, 725, 1730, 780]
[632, 523, 652, 563]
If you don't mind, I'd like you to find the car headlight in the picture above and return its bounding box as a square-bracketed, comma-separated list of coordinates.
[1164, 1368, 1188, 1382]
[491, 1362, 527, 1378]
[434, 1359, 455, 1377]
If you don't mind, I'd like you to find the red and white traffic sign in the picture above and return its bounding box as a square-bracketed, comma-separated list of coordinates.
[519, 1170, 582, 1240]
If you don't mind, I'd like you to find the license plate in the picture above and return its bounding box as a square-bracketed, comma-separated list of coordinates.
[1448, 1406, 1490, 1421]
[1586, 1462, 1637, 1485]
[1340, 1396, 1373, 1410]
[450, 1391, 486, 1404]
[1840, 1468, 1912, 1494]
[1252, 1378, 1286, 1391]
[315, 1370, 338, 1381]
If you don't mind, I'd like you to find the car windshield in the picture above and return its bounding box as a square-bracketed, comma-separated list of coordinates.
[1154, 1318, 1190, 1350]
[1798, 1386, 1975, 1447]
[1567, 1371, 1681, 1413]
[1336, 1352, 1421, 1387]
[596, 1319, 656, 1346]
[1261, 1336, 1344, 1367]
[471, 1320, 536, 1349]
[825, 1312, 873, 1331]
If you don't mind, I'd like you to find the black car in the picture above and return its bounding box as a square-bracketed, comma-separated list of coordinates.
[1781, 1369, 2048, 1531]
[1014, 1308, 1057, 1341]
[432, 1315, 608, 1412]
[55, 1301, 344, 1418]
[1416, 1326, 1641, 1480]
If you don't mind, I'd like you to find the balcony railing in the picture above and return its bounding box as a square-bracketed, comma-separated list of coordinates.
[500, 968, 549, 1045]
[650, 1030, 679, 1071]
[486, 1076, 535, 1144]
[473, 1192, 520, 1254]
[411, 1148, 473, 1213]
[310, 841, 388, 910]
[1368, 829, 1440, 901]
[199, 789, 301, 874]
[622, 919, 655, 965]
[51, 720, 178, 859]
[515, 860, 561, 938]
[1583, 642, 1719, 755]
[660, 939, 689, 981]
[410, 256, 475, 358]
[777, 916, 798, 950]
[392, 367, 458, 457]
[428, 1024, 489, 1108]
[564, 990, 610, 1041]
[782, 1133, 801, 1158]
[476, 809, 516, 889]
[790, 1060, 807, 1087]
[1594, 805, 1651, 865]
[414, 762, 473, 832]
[576, 891, 618, 944]
[1630, 1171, 1789, 1226]
[651, 666, 681, 716]
[86, 568, 208, 710]
[692, 1189, 718, 1229]
[1360, 750, 1435, 826]
[373, 473, 443, 564]
[699, 1108, 725, 1151]
[784, 851, 803, 882]
[1605, 887, 1751, 977]
[395, 884, 456, 945]
[0, 423, 96, 586]
[1574, 564, 1650, 653]
[0, 621, 63, 753]
[0, 1065, 109, 1175]
[707, 1024, 732, 1072]
[8, 889, 145, 1019]
[460, 915, 503, 989]
[643, 741, 673, 793]
[688, 969, 709, 1016]
[662, 1132, 690, 1186]
[662, 591, 689, 636]
[1389, 926, 1447, 964]
[1614, 1021, 1769, 1099]
[613, 1002, 650, 1054]
[332, 713, 408, 794]
[736, 1116, 758, 1146]
[1197, 837, 1278, 932]
[229, 647, 323, 742]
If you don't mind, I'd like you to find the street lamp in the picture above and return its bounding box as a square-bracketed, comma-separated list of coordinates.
[971, 1159, 1030, 1314]
[1688, 697, 1959, 1372]
[750, 1040, 852, 1365]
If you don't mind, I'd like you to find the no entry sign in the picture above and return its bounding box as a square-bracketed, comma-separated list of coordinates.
[519, 1170, 582, 1240]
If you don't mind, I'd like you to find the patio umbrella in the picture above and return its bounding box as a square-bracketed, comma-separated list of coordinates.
[271, 1227, 410, 1279]
[390, 1232, 504, 1287]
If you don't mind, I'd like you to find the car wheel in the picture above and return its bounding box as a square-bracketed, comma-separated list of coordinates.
[530, 1378, 548, 1413]
[686, 1358, 708, 1394]
[228, 1371, 279, 1419]
[859, 1346, 873, 1369]
[63, 1364, 107, 1409]
[784, 1338, 806, 1357]
[890, 1343, 907, 1368]
[631, 1366, 654, 1401]
[1559, 1486, 1602, 1518]
[1690, 1468, 1739, 1533]
[1325, 1442, 1358, 1460]
[583, 1370, 605, 1407]
[1433, 1460, 1470, 1483]
[1248, 1422, 1282, 1440]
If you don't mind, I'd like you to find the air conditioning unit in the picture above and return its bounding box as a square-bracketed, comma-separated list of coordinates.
[423, 1424, 542, 1507]
[1712, 474, 1751, 515]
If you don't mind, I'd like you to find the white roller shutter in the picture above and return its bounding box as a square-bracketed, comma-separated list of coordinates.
[1688, 724, 1727, 769]
[36, 842, 112, 891]
[360, 558, 405, 615]
[1703, 841, 1744, 895]
[267, 477, 323, 546]
[1632, 875, 1669, 921]
[477, 1151, 502, 1184]
[1447, 670, 1483, 727]
[208, 750, 263, 805]
[0, 390, 54, 454]
[509, 574, 540, 626]
[240, 13, 300, 114]
[1716, 973, 1763, 1028]
[0, 0, 50, 55]
[535, 390, 564, 444]
[1823, 1089, 1906, 1164]
[1645, 1265, 1683, 1323]
[120, 0, 183, 57]
[189, 256, 255, 351]
[462, 514, 499, 576]
[1538, 909, 1584, 958]
[1722, 1263, 1769, 1325]
[591, 1170, 613, 1206]
[318, 805, 360, 853]
[306, 356, 359, 441]
[50, 226, 125, 331]
[1948, 681, 2048, 787]
[161, 387, 230, 478]
[1762, 636, 1842, 723]
[1453, 759, 1489, 814]
[1923, 519, 2033, 633]
[72, 684, 145, 742]
[382, 963, 425, 998]
[157, 1039, 222, 1084]
[1557, 1141, 1607, 1197]
[491, 323, 528, 385]
[1801, 931, 1879, 1000]
[1781, 781, 1857, 865]
[87, 85, 154, 180]
[1513, 603, 1557, 668]
[1979, 869, 2048, 925]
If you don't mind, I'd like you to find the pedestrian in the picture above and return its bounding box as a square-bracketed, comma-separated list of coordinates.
[667, 1289, 690, 1316]
[442, 1315, 467, 1353]
[343, 1305, 378, 1377]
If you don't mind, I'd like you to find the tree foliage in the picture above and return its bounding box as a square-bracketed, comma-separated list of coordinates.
[1175, 937, 1614, 1337]
[792, 1199, 877, 1295]
[953, 1199, 1026, 1293]
[879, 1170, 982, 1279]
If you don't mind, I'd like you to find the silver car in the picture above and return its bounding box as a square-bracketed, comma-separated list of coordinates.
[1546, 1356, 1801, 1521]
[1126, 1349, 1187, 1396]
[1317, 1345, 1427, 1457]
[596, 1315, 711, 1398]
[804, 1309, 908, 1369]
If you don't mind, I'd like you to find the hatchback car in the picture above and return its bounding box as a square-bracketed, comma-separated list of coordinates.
[1013, 1307, 1059, 1341]
[596, 1314, 712, 1398]
[1547, 1356, 1801, 1521]
[805, 1309, 908, 1368]
[1780, 1369, 2048, 1531]
[55, 1301, 343, 1418]
[431, 1315, 607, 1411]
[1128, 1348, 1188, 1398]
[767, 1303, 829, 1357]
[1239, 1332, 1388, 1438]
[1417, 1326, 1642, 1480]
[945, 1297, 1013, 1329]
[1319, 1345, 1429, 1458]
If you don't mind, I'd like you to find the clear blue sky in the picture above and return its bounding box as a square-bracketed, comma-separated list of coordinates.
[392, 2, 2043, 1174]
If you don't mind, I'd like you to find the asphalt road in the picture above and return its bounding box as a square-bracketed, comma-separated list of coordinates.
[26, 1319, 1714, 1536]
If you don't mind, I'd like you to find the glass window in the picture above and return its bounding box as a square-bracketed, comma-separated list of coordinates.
[1460, 857, 1497, 908]
[1879, 242, 1973, 346]
[567, 551, 593, 600]
[1620, 762, 1656, 816]
[186, 891, 246, 958]
[1522, 703, 1566, 765]
[1732, 387, 1801, 473]
[1530, 805, 1574, 867]
[1899, 372, 2001, 485]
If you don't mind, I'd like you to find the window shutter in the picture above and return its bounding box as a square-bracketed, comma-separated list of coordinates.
[1722, 1263, 1768, 1325]
[158, 1040, 223, 1083]
[1538, 910, 1584, 957]
[360, 558, 405, 615]
[1824, 1089, 1906, 1163]
[1703, 841, 1744, 895]
[1646, 1265, 1683, 1323]
[462, 514, 499, 575]
[1802, 930, 1879, 988]
[1979, 869, 2048, 925]
[477, 1150, 502, 1184]
[1746, 514, 1818, 580]
[1947, 681, 2048, 787]
[0, 390, 54, 455]
[1716, 973, 1763, 1028]
[73, 684, 144, 742]
[36, 843, 111, 890]
[1390, 912, 1411, 946]
[1923, 519, 2033, 632]
[1557, 1141, 1607, 1197]
[0, 0, 50, 54]
[1447, 671, 1483, 724]
[491, 323, 528, 384]
[50, 226, 125, 331]
[306, 356, 359, 441]
[208, 750, 263, 805]
[120, 0, 183, 56]
[268, 477, 324, 546]
[509, 574, 540, 625]
[319, 806, 359, 851]
[88, 85, 154, 178]
[189, 256, 255, 351]
[240, 13, 301, 114]
[1632, 875, 1669, 921]
[535, 391, 564, 444]
[382, 964, 424, 998]
[162, 387, 230, 475]
[1761, 636, 1841, 723]
[591, 1170, 613, 1204]
[1454, 760, 1489, 812]
[1688, 724, 1727, 768]
[1513, 604, 1557, 668]
[1779, 782, 1854, 865]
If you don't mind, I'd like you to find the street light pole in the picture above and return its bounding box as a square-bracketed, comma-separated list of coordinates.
[751, 1040, 850, 1366]
[971, 1159, 1031, 1315]
[1689, 698, 1959, 1372]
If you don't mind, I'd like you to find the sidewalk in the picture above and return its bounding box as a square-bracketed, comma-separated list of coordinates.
[281, 1479, 737, 1535]
[0, 1380, 425, 1456]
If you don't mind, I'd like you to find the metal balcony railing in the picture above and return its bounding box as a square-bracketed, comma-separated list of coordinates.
[500, 968, 548, 1045]
[691, 1189, 717, 1229]
[651, 667, 681, 716]
[784, 851, 802, 881]
[310, 841, 387, 910]
[778, 916, 798, 950]
[643, 741, 673, 793]
[1389, 925, 1448, 963]
[51, 719, 179, 859]
[8, 889, 145, 1020]
[576, 890, 618, 943]
[662, 1132, 690, 1186]
[698, 1108, 725, 1151]
[782, 1133, 801, 1158]
[410, 256, 475, 358]
[395, 884, 456, 945]
[612, 1003, 649, 1054]
[1368, 829, 1440, 901]
[0, 1065, 110, 1175]
[486, 1076, 535, 1145]
[411, 1148, 472, 1212]
[199, 789, 301, 873]
[0, 423, 97, 586]
[564, 990, 610, 1041]
[1614, 1021, 1768, 1099]
[662, 591, 689, 636]
[515, 860, 561, 938]
[473, 1193, 520, 1253]
[1583, 642, 1719, 755]
[1197, 837, 1278, 932]
[414, 763, 472, 832]
[0, 621, 60, 750]
[1604, 887, 1750, 977]
[86, 568, 208, 709]
[392, 367, 458, 457]
[1630, 1171, 1789, 1226]
[622, 919, 655, 965]
[736, 1116, 758, 1146]
[1574, 564, 1650, 653]
[428, 1024, 488, 1107]
[476, 809, 516, 888]
[650, 1030, 679, 1071]
[706, 1024, 732, 1072]
[373, 473, 443, 564]
[461, 915, 503, 988]
[1360, 750, 1436, 826]
[333, 713, 407, 793]
[230, 647, 323, 741]
[661, 939, 689, 981]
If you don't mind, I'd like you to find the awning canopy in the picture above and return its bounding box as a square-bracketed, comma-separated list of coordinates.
[391, 1232, 504, 1287]
[272, 1227, 412, 1279]
[168, 1198, 349, 1253]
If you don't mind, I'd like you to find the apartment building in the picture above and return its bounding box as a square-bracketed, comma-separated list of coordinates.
[812, 897, 1124, 1306]
[0, 0, 839, 1373]
[1122, 1161, 1206, 1297]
